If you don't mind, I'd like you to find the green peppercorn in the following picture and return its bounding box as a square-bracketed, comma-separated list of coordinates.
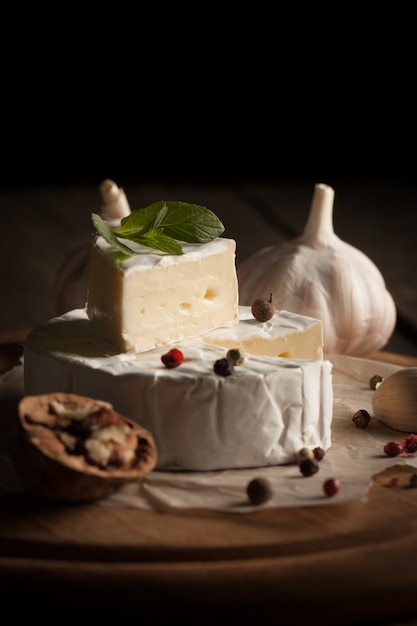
[369, 374, 383, 390]
[297, 447, 314, 463]
[226, 348, 244, 366]
[352, 409, 371, 428]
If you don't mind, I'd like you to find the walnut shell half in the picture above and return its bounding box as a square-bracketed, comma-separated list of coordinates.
[12, 392, 158, 503]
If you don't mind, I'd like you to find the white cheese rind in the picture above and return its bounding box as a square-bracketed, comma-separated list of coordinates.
[23, 309, 333, 471]
[204, 306, 323, 360]
[86, 236, 239, 352]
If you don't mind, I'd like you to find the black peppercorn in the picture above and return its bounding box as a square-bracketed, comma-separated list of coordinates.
[247, 477, 273, 505]
[299, 457, 319, 477]
[214, 358, 234, 377]
[313, 446, 325, 461]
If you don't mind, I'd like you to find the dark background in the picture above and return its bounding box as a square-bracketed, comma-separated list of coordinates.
[2, 0, 415, 191]
[2, 82, 415, 189]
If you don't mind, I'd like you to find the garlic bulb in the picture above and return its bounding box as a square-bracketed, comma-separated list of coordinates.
[237, 183, 397, 356]
[372, 368, 417, 432]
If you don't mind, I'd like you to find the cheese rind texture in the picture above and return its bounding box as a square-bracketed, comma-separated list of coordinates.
[23, 308, 333, 471]
[203, 307, 323, 360]
[86, 236, 239, 352]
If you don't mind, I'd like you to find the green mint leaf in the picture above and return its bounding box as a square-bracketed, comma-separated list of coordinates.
[131, 230, 184, 255]
[91, 213, 136, 256]
[116, 201, 225, 244]
[92, 201, 224, 256]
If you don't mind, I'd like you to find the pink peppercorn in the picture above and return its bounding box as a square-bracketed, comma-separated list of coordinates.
[383, 441, 403, 457]
[401, 434, 417, 453]
[161, 348, 184, 369]
[323, 477, 340, 497]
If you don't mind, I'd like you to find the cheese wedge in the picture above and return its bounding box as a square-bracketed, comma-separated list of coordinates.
[203, 307, 323, 360]
[87, 236, 239, 352]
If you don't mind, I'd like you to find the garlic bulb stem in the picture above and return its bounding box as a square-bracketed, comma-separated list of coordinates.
[99, 179, 131, 227]
[299, 183, 335, 248]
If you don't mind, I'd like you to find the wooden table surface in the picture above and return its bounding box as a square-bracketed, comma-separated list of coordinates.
[1, 181, 417, 625]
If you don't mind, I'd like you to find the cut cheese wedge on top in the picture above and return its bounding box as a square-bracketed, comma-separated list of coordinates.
[86, 236, 239, 353]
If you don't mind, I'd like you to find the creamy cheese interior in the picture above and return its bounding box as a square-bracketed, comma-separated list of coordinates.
[203, 307, 323, 360]
[87, 236, 239, 352]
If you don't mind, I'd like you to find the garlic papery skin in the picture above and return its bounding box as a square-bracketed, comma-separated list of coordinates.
[237, 183, 397, 356]
[99, 179, 131, 228]
[372, 368, 417, 432]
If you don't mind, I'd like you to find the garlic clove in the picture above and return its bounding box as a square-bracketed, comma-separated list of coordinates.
[371, 367, 417, 432]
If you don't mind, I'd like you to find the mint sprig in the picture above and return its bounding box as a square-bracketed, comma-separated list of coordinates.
[92, 201, 225, 256]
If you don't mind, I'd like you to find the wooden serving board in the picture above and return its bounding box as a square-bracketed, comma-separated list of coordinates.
[1, 341, 417, 625]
